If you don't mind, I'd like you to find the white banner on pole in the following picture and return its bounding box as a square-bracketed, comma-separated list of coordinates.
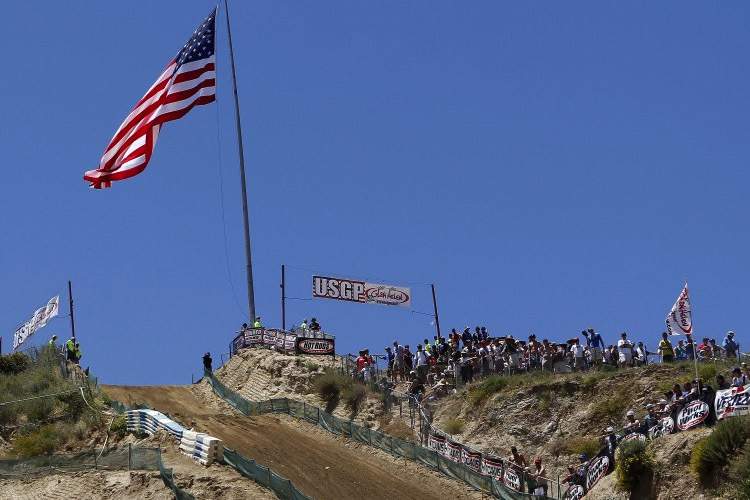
[312, 275, 411, 308]
[13, 295, 60, 350]
[665, 284, 692, 336]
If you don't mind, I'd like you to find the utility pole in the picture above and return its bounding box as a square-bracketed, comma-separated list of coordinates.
[68, 281, 76, 339]
[281, 265, 286, 331]
[431, 284, 441, 339]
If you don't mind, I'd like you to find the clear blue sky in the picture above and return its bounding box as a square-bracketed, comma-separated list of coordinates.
[1, 2, 748, 385]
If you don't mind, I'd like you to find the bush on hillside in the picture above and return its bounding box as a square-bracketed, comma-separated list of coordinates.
[314, 371, 349, 403]
[564, 436, 601, 459]
[305, 362, 320, 372]
[690, 416, 750, 481]
[616, 439, 654, 492]
[444, 418, 465, 435]
[0, 352, 30, 375]
[341, 385, 366, 414]
[12, 424, 64, 457]
[468, 376, 507, 405]
[588, 396, 628, 424]
[111, 415, 128, 439]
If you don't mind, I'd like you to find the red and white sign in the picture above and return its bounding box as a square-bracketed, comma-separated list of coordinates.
[677, 400, 709, 430]
[480, 456, 503, 480]
[715, 386, 750, 420]
[446, 441, 462, 463]
[622, 433, 647, 444]
[461, 447, 481, 473]
[503, 466, 521, 491]
[564, 485, 585, 500]
[585, 455, 610, 491]
[312, 275, 411, 308]
[428, 434, 447, 456]
[665, 284, 692, 335]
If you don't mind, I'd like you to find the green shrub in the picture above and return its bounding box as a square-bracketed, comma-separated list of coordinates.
[691, 416, 750, 479]
[444, 417, 465, 435]
[314, 371, 348, 402]
[468, 376, 507, 405]
[0, 352, 31, 375]
[341, 385, 366, 414]
[588, 396, 628, 423]
[730, 450, 750, 493]
[12, 425, 64, 457]
[305, 362, 320, 372]
[111, 415, 128, 439]
[698, 364, 720, 383]
[616, 439, 654, 492]
[57, 391, 86, 422]
[737, 477, 750, 500]
[564, 436, 601, 459]
[24, 397, 55, 422]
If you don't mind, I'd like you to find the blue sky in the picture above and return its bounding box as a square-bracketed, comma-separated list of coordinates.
[1, 2, 748, 385]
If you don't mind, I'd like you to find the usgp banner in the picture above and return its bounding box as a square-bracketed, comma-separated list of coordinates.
[665, 284, 692, 335]
[13, 295, 59, 350]
[715, 386, 750, 419]
[428, 434, 447, 456]
[480, 455, 504, 480]
[312, 276, 410, 308]
[446, 439, 462, 463]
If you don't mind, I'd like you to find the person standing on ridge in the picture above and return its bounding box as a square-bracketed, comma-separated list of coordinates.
[300, 318, 308, 330]
[203, 352, 213, 372]
[65, 336, 76, 362]
[49, 335, 57, 348]
[723, 331, 739, 360]
[309, 317, 321, 331]
[254, 316, 263, 329]
[658, 332, 674, 363]
[74, 343, 82, 365]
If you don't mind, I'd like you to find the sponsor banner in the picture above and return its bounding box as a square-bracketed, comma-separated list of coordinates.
[428, 434, 447, 456]
[586, 455, 610, 491]
[622, 433, 647, 444]
[665, 284, 692, 335]
[231, 334, 245, 355]
[563, 485, 585, 500]
[446, 440, 462, 463]
[677, 400, 709, 430]
[503, 466, 521, 492]
[312, 275, 411, 308]
[648, 417, 675, 439]
[284, 333, 297, 351]
[263, 330, 276, 349]
[274, 330, 285, 349]
[461, 446, 481, 473]
[715, 386, 750, 419]
[244, 330, 264, 347]
[480, 455, 504, 481]
[295, 337, 335, 355]
[13, 295, 59, 350]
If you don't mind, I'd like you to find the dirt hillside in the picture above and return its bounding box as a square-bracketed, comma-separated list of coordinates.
[104, 382, 480, 500]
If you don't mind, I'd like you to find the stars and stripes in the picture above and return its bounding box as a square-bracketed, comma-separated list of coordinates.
[84, 9, 217, 188]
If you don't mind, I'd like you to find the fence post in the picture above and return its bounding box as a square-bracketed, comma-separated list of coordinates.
[93, 449, 97, 470]
[128, 443, 132, 470]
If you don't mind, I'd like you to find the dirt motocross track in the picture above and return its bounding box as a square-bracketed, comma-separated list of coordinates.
[104, 384, 479, 500]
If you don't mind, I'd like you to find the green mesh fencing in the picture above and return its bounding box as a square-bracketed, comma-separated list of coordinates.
[158, 451, 195, 500]
[203, 368, 540, 500]
[0, 445, 159, 478]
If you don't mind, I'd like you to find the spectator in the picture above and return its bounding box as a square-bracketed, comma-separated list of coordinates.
[710, 339, 723, 359]
[697, 337, 712, 359]
[744, 362, 750, 379]
[449, 328, 460, 347]
[683, 381, 699, 402]
[635, 342, 654, 366]
[643, 404, 658, 429]
[674, 339, 687, 361]
[658, 332, 675, 363]
[508, 446, 528, 472]
[684, 334, 696, 360]
[601, 426, 620, 454]
[300, 318, 308, 330]
[716, 374, 730, 390]
[74, 343, 82, 365]
[723, 331, 739, 360]
[393, 341, 405, 382]
[584, 327, 604, 365]
[423, 338, 432, 355]
[504, 335, 521, 374]
[309, 317, 321, 331]
[624, 410, 640, 433]
[461, 327, 472, 347]
[618, 333, 634, 367]
[66, 336, 76, 362]
[254, 316, 263, 328]
[203, 352, 213, 372]
[656, 399, 671, 418]
[49, 335, 57, 347]
[530, 457, 547, 496]
[570, 338, 585, 372]
[352, 350, 371, 382]
[480, 326, 489, 340]
[415, 344, 429, 382]
[671, 384, 685, 407]
[731, 367, 749, 387]
[241, 323, 248, 331]
[403, 345, 414, 375]
[385, 346, 395, 383]
[407, 371, 425, 403]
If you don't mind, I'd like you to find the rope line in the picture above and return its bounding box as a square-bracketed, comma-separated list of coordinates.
[0, 389, 78, 407]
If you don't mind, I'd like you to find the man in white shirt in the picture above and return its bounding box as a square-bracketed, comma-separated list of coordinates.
[732, 367, 749, 387]
[570, 338, 585, 372]
[415, 344, 429, 382]
[618, 333, 634, 368]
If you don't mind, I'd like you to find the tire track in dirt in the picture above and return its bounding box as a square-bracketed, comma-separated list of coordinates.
[104, 384, 480, 500]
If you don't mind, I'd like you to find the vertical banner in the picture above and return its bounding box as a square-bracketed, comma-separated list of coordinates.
[13, 295, 60, 350]
[665, 284, 692, 335]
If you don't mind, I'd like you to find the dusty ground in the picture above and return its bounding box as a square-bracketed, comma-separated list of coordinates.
[0, 434, 278, 500]
[104, 382, 481, 500]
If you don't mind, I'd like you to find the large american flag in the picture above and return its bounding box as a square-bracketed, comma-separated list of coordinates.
[84, 9, 217, 188]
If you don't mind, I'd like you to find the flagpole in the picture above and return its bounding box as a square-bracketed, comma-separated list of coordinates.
[224, 0, 256, 323]
[68, 281, 76, 339]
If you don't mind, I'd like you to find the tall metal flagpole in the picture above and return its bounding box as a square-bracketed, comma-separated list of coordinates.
[224, 0, 256, 323]
[68, 281, 76, 339]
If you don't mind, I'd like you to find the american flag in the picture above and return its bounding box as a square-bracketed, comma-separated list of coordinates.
[84, 9, 217, 188]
